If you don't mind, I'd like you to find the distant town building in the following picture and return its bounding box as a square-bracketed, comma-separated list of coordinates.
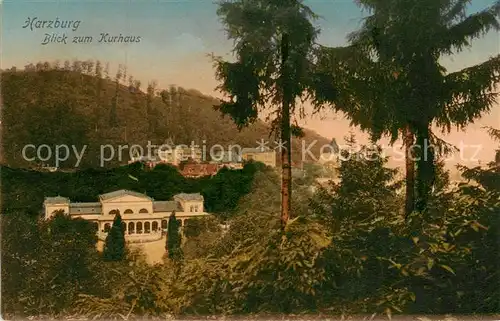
[211, 149, 242, 163]
[241, 147, 277, 168]
[129, 144, 203, 167]
[157, 145, 203, 165]
[218, 163, 244, 170]
[181, 163, 219, 178]
[43, 190, 209, 242]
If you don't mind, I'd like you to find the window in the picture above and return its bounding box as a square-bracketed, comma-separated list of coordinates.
[139, 208, 148, 214]
[109, 209, 119, 216]
[144, 222, 151, 233]
[124, 209, 133, 214]
[190, 205, 194, 212]
[104, 223, 111, 233]
[194, 205, 199, 212]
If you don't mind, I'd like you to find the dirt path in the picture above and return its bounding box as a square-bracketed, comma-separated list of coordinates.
[97, 236, 166, 264]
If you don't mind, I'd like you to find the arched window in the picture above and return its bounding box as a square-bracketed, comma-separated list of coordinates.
[139, 208, 148, 214]
[124, 209, 133, 214]
[161, 220, 168, 230]
[91, 222, 98, 232]
[104, 223, 111, 233]
[109, 209, 119, 216]
[144, 222, 151, 233]
[152, 221, 159, 232]
[121, 222, 126, 232]
[128, 222, 135, 234]
[136, 222, 143, 234]
[190, 205, 194, 212]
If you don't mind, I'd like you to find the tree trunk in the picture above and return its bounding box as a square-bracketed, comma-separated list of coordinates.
[404, 123, 415, 219]
[280, 33, 292, 231]
[415, 122, 434, 216]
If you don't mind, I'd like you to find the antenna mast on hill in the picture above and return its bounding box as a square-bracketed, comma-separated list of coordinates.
[330, 137, 340, 154]
[165, 137, 175, 147]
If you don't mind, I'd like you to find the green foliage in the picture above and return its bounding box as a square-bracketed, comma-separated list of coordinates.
[167, 212, 183, 261]
[314, 0, 500, 214]
[309, 132, 500, 315]
[310, 136, 403, 231]
[2, 211, 101, 316]
[1, 212, 42, 314]
[222, 216, 331, 313]
[183, 216, 221, 239]
[202, 163, 257, 218]
[75, 249, 172, 318]
[4, 6, 500, 317]
[213, 0, 319, 130]
[103, 212, 126, 262]
[164, 213, 331, 315]
[1, 162, 258, 219]
[182, 217, 224, 260]
[4, 142, 500, 317]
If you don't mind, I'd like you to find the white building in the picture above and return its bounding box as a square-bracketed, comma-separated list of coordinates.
[43, 190, 209, 242]
[241, 147, 277, 168]
[211, 149, 242, 163]
[157, 145, 203, 166]
[209, 149, 244, 170]
[128, 145, 203, 167]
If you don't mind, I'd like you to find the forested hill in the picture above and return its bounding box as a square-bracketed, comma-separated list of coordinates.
[1, 61, 330, 169]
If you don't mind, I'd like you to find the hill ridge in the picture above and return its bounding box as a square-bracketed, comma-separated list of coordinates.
[1, 61, 330, 169]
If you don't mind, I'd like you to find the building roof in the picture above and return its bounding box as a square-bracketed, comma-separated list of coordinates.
[153, 201, 181, 213]
[69, 202, 101, 215]
[44, 196, 70, 204]
[181, 163, 219, 177]
[99, 189, 153, 201]
[174, 193, 204, 201]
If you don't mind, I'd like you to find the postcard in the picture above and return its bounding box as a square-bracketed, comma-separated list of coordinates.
[2, 0, 499, 320]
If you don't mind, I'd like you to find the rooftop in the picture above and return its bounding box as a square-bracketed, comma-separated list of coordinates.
[153, 200, 181, 212]
[181, 163, 219, 177]
[174, 193, 204, 201]
[99, 189, 153, 201]
[44, 196, 70, 204]
[69, 202, 101, 215]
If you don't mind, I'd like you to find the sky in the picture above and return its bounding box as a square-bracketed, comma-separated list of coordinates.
[2, 0, 499, 168]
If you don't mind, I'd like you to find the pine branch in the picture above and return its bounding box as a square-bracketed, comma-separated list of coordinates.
[440, 1, 500, 53]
